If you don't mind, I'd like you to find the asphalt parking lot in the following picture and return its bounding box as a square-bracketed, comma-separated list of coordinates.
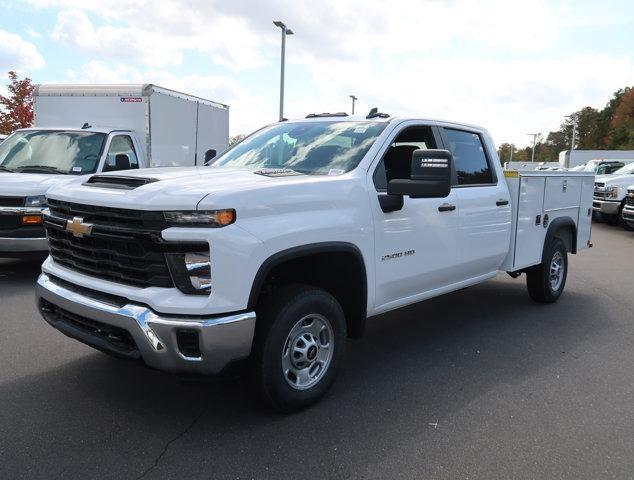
[1, 222, 633, 480]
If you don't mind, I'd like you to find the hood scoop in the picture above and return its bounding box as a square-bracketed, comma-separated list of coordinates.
[84, 175, 159, 190]
[253, 168, 304, 178]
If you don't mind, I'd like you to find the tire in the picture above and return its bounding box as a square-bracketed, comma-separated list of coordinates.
[251, 284, 346, 412]
[526, 238, 568, 304]
[592, 211, 604, 223]
[605, 213, 620, 226]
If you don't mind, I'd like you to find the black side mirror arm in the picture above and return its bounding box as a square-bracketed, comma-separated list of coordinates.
[378, 194, 404, 213]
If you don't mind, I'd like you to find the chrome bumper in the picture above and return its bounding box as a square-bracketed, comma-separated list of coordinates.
[592, 199, 620, 215]
[622, 206, 634, 222]
[36, 273, 256, 375]
[0, 237, 48, 252]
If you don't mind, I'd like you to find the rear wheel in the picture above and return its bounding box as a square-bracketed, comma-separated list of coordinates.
[526, 238, 568, 304]
[252, 285, 346, 412]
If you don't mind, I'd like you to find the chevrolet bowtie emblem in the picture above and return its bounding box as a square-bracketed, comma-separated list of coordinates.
[66, 217, 93, 238]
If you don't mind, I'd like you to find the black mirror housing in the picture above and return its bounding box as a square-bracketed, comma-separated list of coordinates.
[387, 149, 452, 198]
[204, 149, 217, 165]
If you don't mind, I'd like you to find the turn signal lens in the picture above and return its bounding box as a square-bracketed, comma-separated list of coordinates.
[22, 215, 43, 225]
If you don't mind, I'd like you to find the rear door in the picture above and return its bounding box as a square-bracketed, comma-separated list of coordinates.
[369, 122, 463, 312]
[440, 127, 512, 278]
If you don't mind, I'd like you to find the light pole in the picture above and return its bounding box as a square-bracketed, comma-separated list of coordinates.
[527, 133, 542, 162]
[274, 21, 294, 121]
[509, 143, 514, 162]
[349, 95, 358, 115]
[566, 114, 578, 151]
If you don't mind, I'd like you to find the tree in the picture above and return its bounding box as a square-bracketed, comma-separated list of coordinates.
[229, 134, 246, 146]
[606, 87, 634, 149]
[0, 71, 35, 134]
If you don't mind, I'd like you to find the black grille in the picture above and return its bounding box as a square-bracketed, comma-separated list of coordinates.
[40, 298, 139, 358]
[0, 196, 24, 207]
[627, 192, 634, 207]
[44, 199, 206, 288]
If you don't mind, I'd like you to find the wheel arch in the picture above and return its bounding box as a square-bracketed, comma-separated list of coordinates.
[248, 242, 368, 339]
[542, 216, 577, 263]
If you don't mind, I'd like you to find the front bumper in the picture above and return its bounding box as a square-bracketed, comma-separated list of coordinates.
[622, 206, 634, 223]
[0, 236, 48, 252]
[36, 273, 256, 375]
[592, 199, 620, 215]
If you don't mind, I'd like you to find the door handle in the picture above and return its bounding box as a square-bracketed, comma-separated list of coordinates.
[438, 203, 456, 212]
[496, 199, 509, 206]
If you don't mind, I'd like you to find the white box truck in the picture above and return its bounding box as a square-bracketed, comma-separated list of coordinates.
[0, 84, 229, 257]
[35, 113, 594, 411]
[559, 149, 634, 168]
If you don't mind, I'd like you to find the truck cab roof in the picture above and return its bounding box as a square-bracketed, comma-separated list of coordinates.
[15, 126, 132, 135]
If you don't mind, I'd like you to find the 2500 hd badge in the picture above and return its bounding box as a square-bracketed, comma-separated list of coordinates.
[381, 250, 415, 261]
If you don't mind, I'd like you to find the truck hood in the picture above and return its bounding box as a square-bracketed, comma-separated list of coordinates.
[598, 174, 634, 187]
[45, 166, 353, 211]
[0, 172, 78, 197]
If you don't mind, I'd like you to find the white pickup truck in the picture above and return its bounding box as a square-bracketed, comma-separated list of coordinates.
[592, 162, 634, 230]
[35, 114, 594, 411]
[0, 84, 228, 257]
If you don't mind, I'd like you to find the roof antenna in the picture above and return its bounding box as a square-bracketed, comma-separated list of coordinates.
[366, 107, 390, 119]
[81, 123, 92, 129]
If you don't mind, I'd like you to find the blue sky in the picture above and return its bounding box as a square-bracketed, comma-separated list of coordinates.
[1, 0, 633, 146]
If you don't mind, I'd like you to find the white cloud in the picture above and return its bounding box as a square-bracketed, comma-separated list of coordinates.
[0, 29, 45, 72]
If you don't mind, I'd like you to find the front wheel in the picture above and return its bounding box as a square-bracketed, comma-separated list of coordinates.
[252, 285, 346, 412]
[526, 238, 568, 304]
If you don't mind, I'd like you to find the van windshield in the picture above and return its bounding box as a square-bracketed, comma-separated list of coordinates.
[211, 121, 387, 175]
[0, 130, 107, 174]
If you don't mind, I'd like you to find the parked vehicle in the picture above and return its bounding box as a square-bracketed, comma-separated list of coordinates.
[0, 134, 7, 143]
[35, 114, 594, 411]
[580, 159, 632, 175]
[621, 185, 634, 230]
[559, 149, 634, 168]
[0, 84, 229, 257]
[592, 162, 634, 229]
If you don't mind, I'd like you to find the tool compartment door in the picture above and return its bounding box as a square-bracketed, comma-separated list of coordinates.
[513, 175, 546, 270]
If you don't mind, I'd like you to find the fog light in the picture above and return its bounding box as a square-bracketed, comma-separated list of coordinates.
[185, 252, 212, 292]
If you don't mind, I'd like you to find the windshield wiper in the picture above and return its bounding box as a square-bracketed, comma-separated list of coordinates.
[0, 165, 13, 172]
[15, 165, 63, 174]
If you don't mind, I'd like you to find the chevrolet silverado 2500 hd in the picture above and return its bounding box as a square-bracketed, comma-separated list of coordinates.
[0, 84, 228, 257]
[35, 115, 594, 411]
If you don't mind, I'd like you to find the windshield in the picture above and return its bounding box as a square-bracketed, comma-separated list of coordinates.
[0, 130, 107, 174]
[211, 121, 388, 175]
[580, 160, 600, 172]
[610, 162, 634, 176]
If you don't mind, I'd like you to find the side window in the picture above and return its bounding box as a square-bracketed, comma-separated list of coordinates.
[443, 129, 493, 185]
[373, 126, 437, 191]
[104, 135, 139, 172]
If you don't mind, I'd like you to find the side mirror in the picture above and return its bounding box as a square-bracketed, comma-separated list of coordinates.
[204, 149, 217, 165]
[387, 149, 452, 198]
[114, 153, 131, 171]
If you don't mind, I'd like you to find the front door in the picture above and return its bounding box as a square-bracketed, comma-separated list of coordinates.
[369, 122, 463, 313]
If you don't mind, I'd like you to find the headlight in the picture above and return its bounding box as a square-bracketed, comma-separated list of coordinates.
[25, 195, 48, 208]
[164, 209, 235, 227]
[607, 186, 620, 199]
[165, 250, 212, 295]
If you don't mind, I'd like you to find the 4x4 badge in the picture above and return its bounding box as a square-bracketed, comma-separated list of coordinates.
[66, 217, 93, 238]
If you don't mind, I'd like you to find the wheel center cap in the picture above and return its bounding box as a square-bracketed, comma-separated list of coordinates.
[307, 345, 318, 361]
